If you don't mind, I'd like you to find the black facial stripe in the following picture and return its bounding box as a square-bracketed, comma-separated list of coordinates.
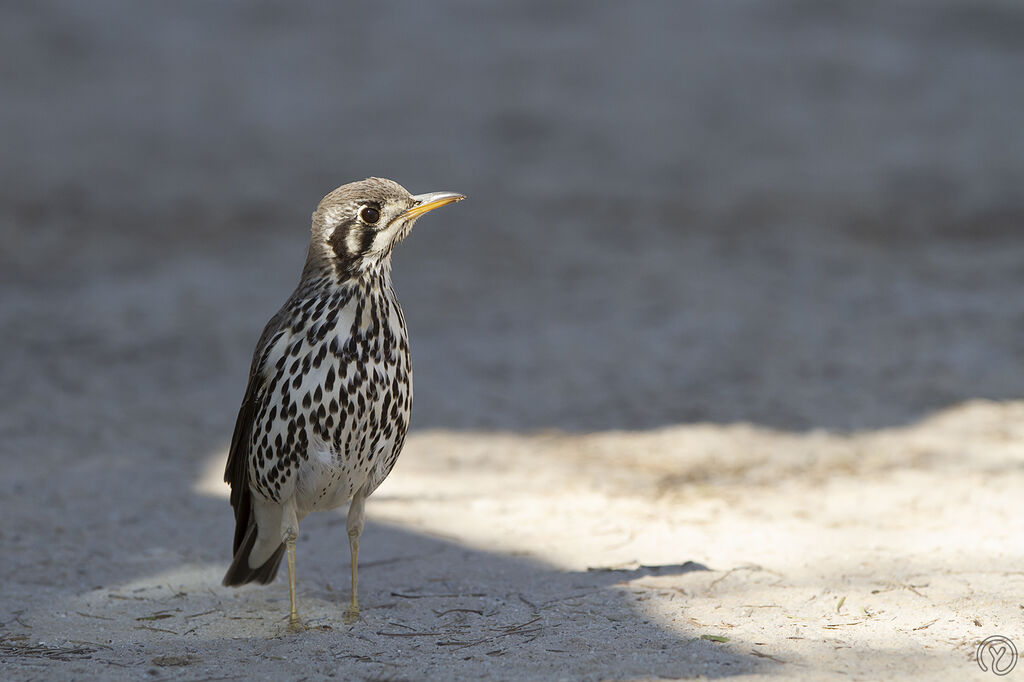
[329, 225, 359, 273]
[359, 227, 375, 253]
[329, 221, 379, 277]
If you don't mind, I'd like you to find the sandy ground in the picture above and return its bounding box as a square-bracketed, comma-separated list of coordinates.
[2, 1, 1024, 680]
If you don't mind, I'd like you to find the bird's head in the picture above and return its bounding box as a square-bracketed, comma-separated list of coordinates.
[308, 177, 464, 279]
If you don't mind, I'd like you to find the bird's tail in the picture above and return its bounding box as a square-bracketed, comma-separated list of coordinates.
[222, 497, 285, 587]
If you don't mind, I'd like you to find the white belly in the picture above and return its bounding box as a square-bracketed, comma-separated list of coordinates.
[293, 443, 366, 514]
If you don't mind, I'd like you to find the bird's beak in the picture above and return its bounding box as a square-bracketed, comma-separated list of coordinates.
[401, 191, 466, 221]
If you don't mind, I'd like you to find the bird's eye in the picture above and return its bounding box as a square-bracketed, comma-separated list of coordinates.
[360, 206, 381, 224]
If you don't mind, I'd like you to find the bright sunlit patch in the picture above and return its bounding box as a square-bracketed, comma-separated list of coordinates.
[192, 401, 1024, 579]
[177, 402, 1024, 672]
[195, 447, 230, 498]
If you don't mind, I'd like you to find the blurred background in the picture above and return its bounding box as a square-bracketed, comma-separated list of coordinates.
[4, 1, 1024, 437]
[3, 1, 1022, 447]
[2, 2, 1023, 677]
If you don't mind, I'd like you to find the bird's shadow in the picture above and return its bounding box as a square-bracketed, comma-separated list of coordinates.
[13, 491, 763, 679]
[262, 515, 751, 678]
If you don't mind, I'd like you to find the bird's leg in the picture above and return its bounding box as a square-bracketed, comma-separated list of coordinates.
[282, 501, 304, 631]
[344, 488, 367, 624]
[345, 530, 359, 622]
[286, 536, 301, 628]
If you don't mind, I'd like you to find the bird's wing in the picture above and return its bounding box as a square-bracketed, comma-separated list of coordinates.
[224, 309, 291, 552]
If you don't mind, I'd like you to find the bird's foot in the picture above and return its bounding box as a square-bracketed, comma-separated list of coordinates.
[287, 616, 308, 633]
[343, 606, 360, 625]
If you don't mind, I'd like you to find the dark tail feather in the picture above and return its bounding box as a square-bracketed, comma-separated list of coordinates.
[222, 520, 285, 587]
[223, 435, 283, 586]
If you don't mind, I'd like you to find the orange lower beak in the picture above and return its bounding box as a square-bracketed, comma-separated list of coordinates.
[401, 191, 466, 220]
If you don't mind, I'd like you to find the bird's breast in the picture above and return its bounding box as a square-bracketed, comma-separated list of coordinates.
[249, 280, 413, 510]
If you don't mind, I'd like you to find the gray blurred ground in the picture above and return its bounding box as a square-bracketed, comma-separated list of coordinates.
[1, 2, 1023, 680]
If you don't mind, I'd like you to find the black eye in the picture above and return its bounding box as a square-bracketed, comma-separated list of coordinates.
[360, 206, 380, 224]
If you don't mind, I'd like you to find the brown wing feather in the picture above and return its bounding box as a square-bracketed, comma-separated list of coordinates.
[223, 309, 289, 553]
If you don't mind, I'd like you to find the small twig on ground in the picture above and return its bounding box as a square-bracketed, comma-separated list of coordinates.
[135, 624, 179, 635]
[69, 639, 114, 651]
[540, 592, 593, 607]
[708, 564, 763, 590]
[75, 611, 115, 621]
[386, 621, 415, 631]
[751, 649, 786, 663]
[390, 591, 485, 599]
[0, 634, 97, 662]
[902, 583, 929, 598]
[495, 616, 541, 634]
[437, 616, 544, 650]
[11, 610, 32, 629]
[185, 609, 218, 620]
[361, 548, 444, 568]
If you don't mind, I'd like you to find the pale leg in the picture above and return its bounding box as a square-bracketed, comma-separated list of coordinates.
[344, 488, 366, 623]
[282, 499, 303, 630]
[286, 538, 301, 628]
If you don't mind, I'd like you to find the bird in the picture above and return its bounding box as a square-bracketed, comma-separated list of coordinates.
[221, 177, 464, 628]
